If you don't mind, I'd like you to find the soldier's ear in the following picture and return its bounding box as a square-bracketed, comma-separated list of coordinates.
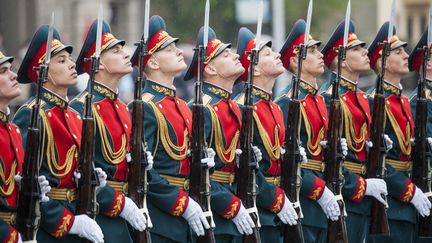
[204, 64, 217, 76]
[147, 57, 159, 70]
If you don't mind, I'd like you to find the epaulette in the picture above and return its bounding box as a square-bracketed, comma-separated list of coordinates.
[322, 84, 333, 95]
[368, 89, 376, 98]
[142, 93, 155, 103]
[202, 94, 212, 106]
[234, 93, 245, 105]
[73, 91, 89, 104]
[15, 98, 45, 114]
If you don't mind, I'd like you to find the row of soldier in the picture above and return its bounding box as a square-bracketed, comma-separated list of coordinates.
[1, 7, 432, 243]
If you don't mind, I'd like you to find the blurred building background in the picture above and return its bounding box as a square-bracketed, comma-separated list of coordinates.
[0, 0, 429, 113]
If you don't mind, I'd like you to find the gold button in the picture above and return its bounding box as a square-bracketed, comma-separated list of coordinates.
[342, 96, 347, 101]
[186, 119, 189, 124]
[73, 134, 77, 139]
[214, 106, 218, 111]
[401, 99, 404, 103]
[386, 100, 390, 105]
[16, 128, 20, 134]
[48, 112, 52, 117]
[115, 104, 119, 109]
[254, 106, 257, 110]
[8, 126, 11, 131]
[302, 102, 306, 107]
[270, 105, 273, 109]
[323, 117, 326, 121]
[65, 113, 69, 118]
[124, 124, 128, 129]
[77, 115, 81, 120]
[158, 104, 163, 109]
[363, 94, 367, 99]
[15, 148, 18, 152]
[97, 105, 101, 110]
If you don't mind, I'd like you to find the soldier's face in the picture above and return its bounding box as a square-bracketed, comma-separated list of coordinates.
[0, 62, 20, 101]
[100, 44, 133, 75]
[48, 50, 77, 88]
[345, 45, 370, 72]
[152, 42, 187, 74]
[385, 46, 409, 76]
[209, 48, 244, 80]
[302, 45, 324, 77]
[257, 46, 285, 78]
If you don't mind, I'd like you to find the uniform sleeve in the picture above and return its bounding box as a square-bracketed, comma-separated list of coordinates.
[341, 169, 367, 202]
[256, 171, 285, 213]
[0, 219, 19, 243]
[142, 102, 189, 217]
[385, 164, 416, 203]
[39, 199, 75, 239]
[299, 170, 325, 201]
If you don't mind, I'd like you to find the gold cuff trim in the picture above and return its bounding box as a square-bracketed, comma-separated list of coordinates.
[160, 174, 189, 190]
[343, 161, 367, 175]
[265, 176, 281, 186]
[107, 180, 128, 194]
[386, 159, 412, 172]
[0, 212, 16, 225]
[210, 170, 236, 185]
[47, 188, 77, 203]
[302, 159, 325, 172]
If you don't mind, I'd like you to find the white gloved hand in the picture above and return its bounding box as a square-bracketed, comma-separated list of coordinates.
[366, 140, 373, 148]
[340, 138, 348, 157]
[17, 233, 22, 243]
[427, 137, 432, 149]
[235, 149, 242, 168]
[145, 151, 154, 170]
[383, 134, 393, 152]
[232, 203, 255, 235]
[201, 148, 215, 168]
[38, 175, 51, 203]
[94, 168, 107, 189]
[411, 187, 432, 217]
[69, 215, 104, 243]
[126, 153, 132, 163]
[182, 197, 210, 236]
[317, 187, 340, 221]
[252, 146, 262, 163]
[299, 145, 308, 165]
[120, 197, 147, 231]
[365, 178, 387, 205]
[319, 140, 328, 148]
[73, 170, 81, 188]
[280, 147, 286, 155]
[277, 195, 298, 225]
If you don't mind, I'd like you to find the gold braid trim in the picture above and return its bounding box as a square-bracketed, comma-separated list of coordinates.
[385, 104, 412, 155]
[40, 111, 76, 178]
[340, 99, 367, 153]
[252, 112, 280, 160]
[300, 104, 325, 156]
[208, 105, 239, 164]
[148, 102, 188, 161]
[0, 159, 17, 196]
[93, 105, 127, 165]
[53, 214, 72, 238]
[6, 230, 17, 243]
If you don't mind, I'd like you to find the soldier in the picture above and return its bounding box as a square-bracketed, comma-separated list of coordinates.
[408, 27, 432, 243]
[70, 20, 149, 242]
[129, 15, 213, 242]
[366, 22, 431, 243]
[184, 27, 258, 242]
[319, 20, 389, 243]
[274, 19, 346, 243]
[233, 27, 306, 242]
[13, 26, 104, 242]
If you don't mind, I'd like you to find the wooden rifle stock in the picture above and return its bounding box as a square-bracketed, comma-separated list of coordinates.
[189, 45, 216, 243]
[412, 46, 432, 238]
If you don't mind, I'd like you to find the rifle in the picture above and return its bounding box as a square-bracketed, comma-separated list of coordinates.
[188, 5, 216, 241]
[16, 14, 55, 241]
[128, 0, 153, 241]
[76, 8, 101, 243]
[367, 5, 395, 235]
[412, 32, 432, 238]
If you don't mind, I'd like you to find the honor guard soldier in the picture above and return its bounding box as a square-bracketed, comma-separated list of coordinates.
[275, 19, 347, 243]
[234, 27, 305, 242]
[184, 27, 257, 242]
[13, 26, 104, 242]
[130, 15, 212, 242]
[70, 20, 148, 242]
[408, 27, 432, 243]
[366, 22, 431, 243]
[319, 20, 389, 243]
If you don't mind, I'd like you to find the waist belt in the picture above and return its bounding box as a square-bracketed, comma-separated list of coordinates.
[107, 180, 128, 194]
[386, 159, 412, 172]
[343, 161, 367, 175]
[210, 170, 236, 185]
[0, 212, 16, 225]
[160, 174, 189, 190]
[47, 188, 77, 203]
[265, 176, 281, 186]
[302, 159, 325, 172]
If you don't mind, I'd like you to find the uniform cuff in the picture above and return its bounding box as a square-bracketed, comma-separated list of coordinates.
[170, 189, 189, 216]
[401, 179, 416, 203]
[351, 176, 366, 202]
[307, 177, 325, 200]
[104, 189, 126, 217]
[269, 187, 285, 213]
[50, 209, 75, 238]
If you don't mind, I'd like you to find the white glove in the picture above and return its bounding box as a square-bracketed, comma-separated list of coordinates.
[299, 145, 308, 165]
[252, 146, 262, 163]
[120, 197, 147, 231]
[73, 170, 81, 188]
[280, 147, 286, 155]
[383, 134, 393, 152]
[366, 140, 373, 148]
[411, 187, 432, 217]
[317, 187, 340, 221]
[94, 168, 107, 189]
[428, 137, 432, 148]
[69, 214, 104, 243]
[38, 175, 51, 203]
[235, 149, 242, 168]
[232, 203, 255, 235]
[201, 148, 215, 168]
[320, 139, 347, 157]
[365, 178, 387, 205]
[277, 195, 298, 225]
[126, 152, 154, 171]
[182, 197, 210, 236]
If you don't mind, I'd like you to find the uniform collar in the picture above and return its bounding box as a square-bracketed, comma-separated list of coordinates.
[298, 78, 318, 95]
[147, 80, 176, 98]
[0, 109, 8, 123]
[203, 82, 231, 100]
[94, 81, 118, 101]
[252, 85, 271, 101]
[337, 73, 357, 92]
[383, 80, 402, 96]
[42, 87, 68, 109]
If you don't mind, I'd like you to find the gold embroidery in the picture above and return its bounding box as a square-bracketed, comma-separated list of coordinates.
[340, 78, 357, 91]
[43, 91, 67, 109]
[402, 183, 415, 203]
[385, 104, 411, 155]
[53, 214, 72, 238]
[208, 87, 230, 100]
[224, 201, 239, 219]
[271, 194, 284, 213]
[352, 177, 366, 200]
[340, 98, 368, 153]
[0, 110, 7, 123]
[383, 82, 401, 96]
[173, 196, 187, 216]
[205, 40, 224, 64]
[107, 194, 124, 217]
[152, 84, 175, 97]
[300, 104, 325, 156]
[0, 159, 17, 196]
[6, 230, 17, 243]
[253, 112, 280, 160]
[94, 84, 116, 101]
[310, 187, 323, 200]
[298, 80, 317, 95]
[252, 87, 271, 101]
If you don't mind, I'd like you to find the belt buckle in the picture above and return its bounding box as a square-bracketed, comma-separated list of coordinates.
[274, 177, 280, 186]
[10, 213, 16, 225]
[321, 162, 325, 172]
[407, 162, 412, 171]
[184, 179, 190, 191]
[361, 165, 367, 175]
[66, 189, 75, 203]
[229, 173, 235, 185]
[122, 183, 128, 194]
